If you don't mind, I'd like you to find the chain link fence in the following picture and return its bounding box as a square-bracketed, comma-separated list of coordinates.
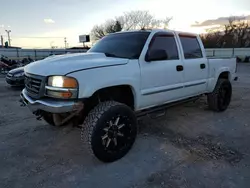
[1, 47, 250, 75]
[1, 48, 250, 60]
[0, 48, 88, 61]
[205, 48, 250, 60]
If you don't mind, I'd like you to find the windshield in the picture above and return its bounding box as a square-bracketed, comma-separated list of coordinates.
[88, 32, 150, 59]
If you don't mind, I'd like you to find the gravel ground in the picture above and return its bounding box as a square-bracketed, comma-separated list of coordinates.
[0, 63, 250, 188]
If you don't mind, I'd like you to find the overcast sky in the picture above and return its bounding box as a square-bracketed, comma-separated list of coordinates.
[0, 0, 250, 48]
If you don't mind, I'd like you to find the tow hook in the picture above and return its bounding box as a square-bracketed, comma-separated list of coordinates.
[36, 116, 42, 121]
[33, 110, 42, 121]
[19, 99, 26, 107]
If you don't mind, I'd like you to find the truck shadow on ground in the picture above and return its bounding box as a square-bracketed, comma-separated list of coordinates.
[13, 103, 243, 167]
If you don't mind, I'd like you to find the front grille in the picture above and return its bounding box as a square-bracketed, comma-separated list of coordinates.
[25, 74, 44, 98]
[6, 73, 13, 79]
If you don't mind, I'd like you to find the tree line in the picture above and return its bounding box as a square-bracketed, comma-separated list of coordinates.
[201, 17, 250, 48]
[91, 11, 250, 48]
[91, 10, 171, 40]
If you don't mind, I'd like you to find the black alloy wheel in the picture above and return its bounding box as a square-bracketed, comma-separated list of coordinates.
[82, 101, 137, 162]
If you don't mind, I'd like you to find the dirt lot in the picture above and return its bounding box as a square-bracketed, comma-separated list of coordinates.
[0, 63, 250, 188]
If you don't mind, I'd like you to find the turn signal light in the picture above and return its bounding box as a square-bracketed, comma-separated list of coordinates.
[46, 90, 73, 99]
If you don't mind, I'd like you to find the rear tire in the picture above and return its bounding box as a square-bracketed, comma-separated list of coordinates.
[81, 101, 137, 163]
[207, 79, 232, 112]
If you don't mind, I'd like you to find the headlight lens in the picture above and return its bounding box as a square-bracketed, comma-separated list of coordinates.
[48, 76, 78, 88]
[46, 76, 78, 99]
[14, 72, 24, 77]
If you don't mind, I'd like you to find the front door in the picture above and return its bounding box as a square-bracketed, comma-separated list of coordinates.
[139, 31, 184, 109]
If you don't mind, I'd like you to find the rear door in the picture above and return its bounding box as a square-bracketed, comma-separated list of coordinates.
[139, 31, 185, 109]
[178, 34, 209, 96]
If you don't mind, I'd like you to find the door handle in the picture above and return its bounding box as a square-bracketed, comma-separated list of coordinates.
[176, 65, 183, 72]
[200, 63, 206, 69]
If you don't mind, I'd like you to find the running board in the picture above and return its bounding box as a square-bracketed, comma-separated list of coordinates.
[148, 110, 166, 119]
[136, 96, 200, 118]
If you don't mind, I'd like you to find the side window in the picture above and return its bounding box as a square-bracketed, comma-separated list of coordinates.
[179, 35, 203, 59]
[149, 34, 179, 60]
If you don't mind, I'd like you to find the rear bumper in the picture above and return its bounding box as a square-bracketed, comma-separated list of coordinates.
[231, 73, 238, 81]
[20, 89, 83, 113]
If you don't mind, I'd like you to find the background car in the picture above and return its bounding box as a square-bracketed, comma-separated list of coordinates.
[5, 67, 25, 87]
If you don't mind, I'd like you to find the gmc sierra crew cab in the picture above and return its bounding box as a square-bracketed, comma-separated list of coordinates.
[20, 29, 237, 162]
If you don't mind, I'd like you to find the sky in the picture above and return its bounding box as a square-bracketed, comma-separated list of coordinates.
[0, 0, 250, 48]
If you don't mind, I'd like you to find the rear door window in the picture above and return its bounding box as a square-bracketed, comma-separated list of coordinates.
[179, 35, 203, 59]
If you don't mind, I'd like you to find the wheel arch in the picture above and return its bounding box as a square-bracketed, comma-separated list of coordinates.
[93, 84, 136, 109]
[218, 71, 231, 80]
[207, 68, 232, 93]
[82, 84, 138, 114]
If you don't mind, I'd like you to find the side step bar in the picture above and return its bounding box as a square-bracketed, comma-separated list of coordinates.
[136, 96, 201, 118]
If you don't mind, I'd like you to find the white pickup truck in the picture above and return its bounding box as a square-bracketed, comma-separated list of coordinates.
[20, 29, 237, 162]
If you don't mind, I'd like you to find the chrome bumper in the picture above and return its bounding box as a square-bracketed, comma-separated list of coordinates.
[20, 89, 82, 113]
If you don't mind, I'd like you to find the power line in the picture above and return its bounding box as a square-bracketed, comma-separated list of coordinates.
[11, 36, 65, 39]
[1, 35, 66, 39]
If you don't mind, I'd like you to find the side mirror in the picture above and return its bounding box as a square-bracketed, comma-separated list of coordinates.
[145, 49, 168, 62]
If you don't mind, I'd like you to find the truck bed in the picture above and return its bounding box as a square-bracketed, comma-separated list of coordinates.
[208, 57, 236, 81]
[207, 57, 235, 59]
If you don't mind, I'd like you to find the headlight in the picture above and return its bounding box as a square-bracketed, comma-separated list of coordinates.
[14, 72, 24, 77]
[48, 76, 78, 88]
[46, 76, 78, 99]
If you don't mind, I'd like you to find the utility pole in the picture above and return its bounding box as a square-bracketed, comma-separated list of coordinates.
[64, 37, 67, 49]
[5, 30, 11, 46]
[0, 35, 3, 47]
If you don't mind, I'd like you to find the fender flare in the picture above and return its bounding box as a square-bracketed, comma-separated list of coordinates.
[207, 67, 231, 93]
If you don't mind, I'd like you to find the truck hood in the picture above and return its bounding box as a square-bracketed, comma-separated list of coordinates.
[24, 52, 128, 76]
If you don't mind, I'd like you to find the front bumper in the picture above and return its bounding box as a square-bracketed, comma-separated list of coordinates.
[20, 89, 83, 113]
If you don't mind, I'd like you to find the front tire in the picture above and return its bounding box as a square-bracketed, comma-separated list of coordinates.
[82, 101, 137, 163]
[207, 79, 232, 112]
